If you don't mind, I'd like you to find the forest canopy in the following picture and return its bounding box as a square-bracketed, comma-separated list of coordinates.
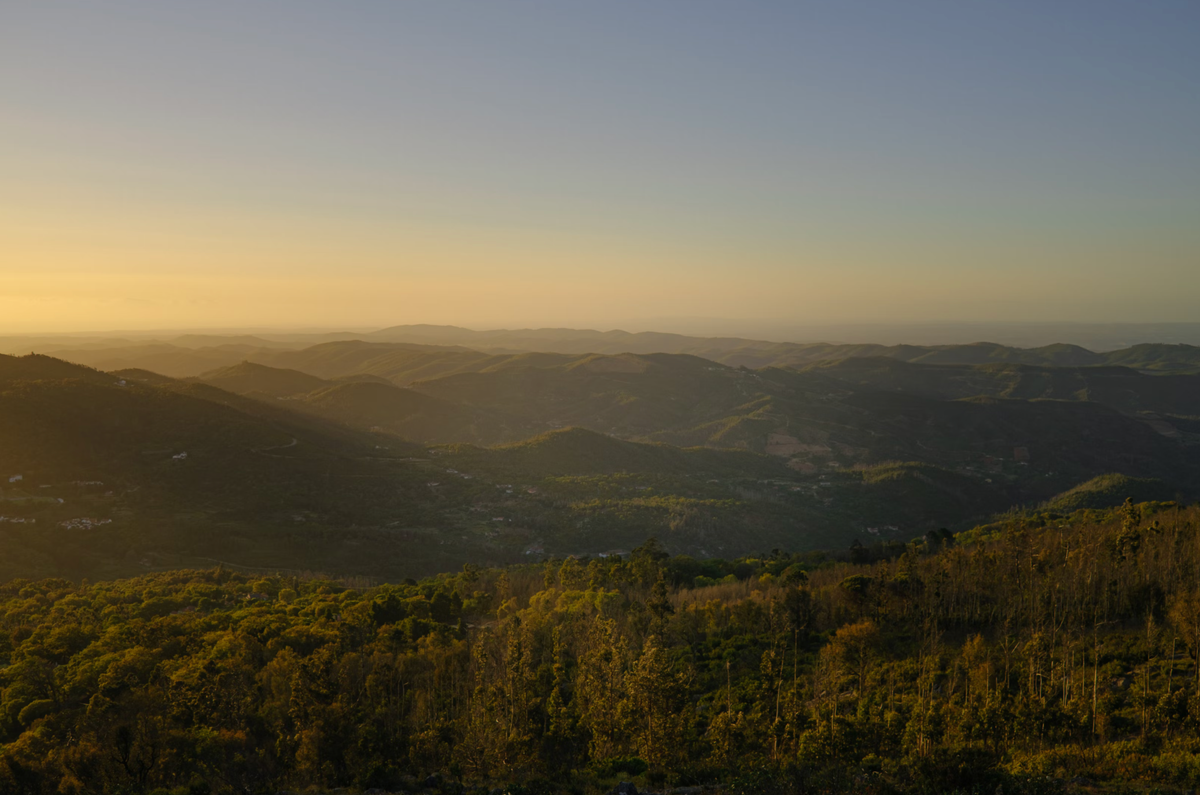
[4, 501, 1200, 794]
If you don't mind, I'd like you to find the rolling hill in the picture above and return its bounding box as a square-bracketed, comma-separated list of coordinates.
[1038, 473, 1181, 513]
[362, 326, 1200, 372]
[177, 352, 1200, 508]
[0, 355, 488, 582]
[195, 361, 330, 397]
[429, 428, 1017, 556]
[20, 325, 1200, 379]
[801, 356, 1200, 420]
[189, 362, 524, 443]
[5, 346, 1199, 584]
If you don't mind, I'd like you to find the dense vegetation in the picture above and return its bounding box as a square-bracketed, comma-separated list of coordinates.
[5, 501, 1200, 794]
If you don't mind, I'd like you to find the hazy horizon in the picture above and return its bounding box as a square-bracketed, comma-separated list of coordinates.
[4, 2, 1199, 330]
[6, 319, 1200, 353]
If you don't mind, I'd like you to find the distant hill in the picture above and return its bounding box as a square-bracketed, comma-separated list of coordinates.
[110, 368, 180, 386]
[433, 431, 1007, 554]
[6, 346, 1200, 583]
[189, 362, 523, 443]
[401, 353, 1198, 495]
[196, 361, 329, 397]
[126, 347, 1200, 508]
[254, 342, 607, 386]
[20, 323, 1200, 378]
[43, 343, 259, 377]
[0, 353, 113, 385]
[295, 381, 510, 443]
[1040, 473, 1180, 512]
[802, 357, 1200, 419]
[253, 336, 1200, 377]
[0, 356, 944, 579]
[364, 325, 1200, 372]
[166, 347, 1199, 510]
[0, 356, 491, 582]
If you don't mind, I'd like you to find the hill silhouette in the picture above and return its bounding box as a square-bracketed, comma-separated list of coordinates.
[0, 357, 485, 582]
[4, 350, 1198, 582]
[169, 351, 1200, 508]
[195, 360, 330, 397]
[26, 325, 1200, 378]
[0, 353, 113, 385]
[1040, 473, 1180, 512]
[189, 363, 521, 443]
[295, 381, 506, 443]
[802, 356, 1200, 418]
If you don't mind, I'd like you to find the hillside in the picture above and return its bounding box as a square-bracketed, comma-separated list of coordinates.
[6, 503, 1200, 794]
[429, 429, 1026, 556]
[195, 360, 329, 397]
[400, 354, 1200, 502]
[5, 350, 1199, 582]
[0, 356, 492, 582]
[0, 356, 1028, 580]
[252, 340, 506, 383]
[40, 342, 261, 377]
[187, 351, 1200, 510]
[22, 326, 1200, 378]
[0, 353, 113, 384]
[295, 381, 511, 443]
[803, 356, 1200, 420]
[1039, 473, 1181, 512]
[189, 362, 527, 443]
[448, 426, 784, 477]
[363, 326, 1200, 372]
[257, 334, 1200, 375]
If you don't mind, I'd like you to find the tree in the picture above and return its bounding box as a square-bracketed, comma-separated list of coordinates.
[576, 619, 628, 763]
[1168, 590, 1200, 691]
[647, 570, 674, 624]
[621, 637, 686, 772]
[826, 620, 880, 702]
[783, 586, 812, 635]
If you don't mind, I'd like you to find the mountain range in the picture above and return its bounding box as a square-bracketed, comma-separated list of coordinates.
[2, 324, 1198, 584]
[8, 325, 1200, 378]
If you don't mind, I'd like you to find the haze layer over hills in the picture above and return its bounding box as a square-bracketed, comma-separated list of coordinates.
[2, 325, 1199, 584]
[8, 324, 1200, 379]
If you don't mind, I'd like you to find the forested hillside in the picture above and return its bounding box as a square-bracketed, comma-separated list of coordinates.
[4, 501, 1200, 794]
[0, 355, 476, 582]
[4, 352, 1199, 585]
[190, 354, 1200, 501]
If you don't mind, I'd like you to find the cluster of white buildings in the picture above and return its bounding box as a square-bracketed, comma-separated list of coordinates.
[58, 517, 113, 530]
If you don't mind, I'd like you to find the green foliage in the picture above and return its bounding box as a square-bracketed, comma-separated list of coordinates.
[1042, 473, 1178, 513]
[1, 503, 1199, 793]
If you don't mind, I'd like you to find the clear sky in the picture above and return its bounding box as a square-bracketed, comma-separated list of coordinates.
[2, 2, 1199, 332]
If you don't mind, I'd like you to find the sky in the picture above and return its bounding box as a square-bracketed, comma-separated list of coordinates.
[2, 1, 1199, 333]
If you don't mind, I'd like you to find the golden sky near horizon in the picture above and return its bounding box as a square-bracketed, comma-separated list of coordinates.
[3, 3, 1199, 333]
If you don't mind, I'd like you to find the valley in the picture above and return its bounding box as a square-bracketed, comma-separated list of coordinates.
[2, 330, 1198, 586]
